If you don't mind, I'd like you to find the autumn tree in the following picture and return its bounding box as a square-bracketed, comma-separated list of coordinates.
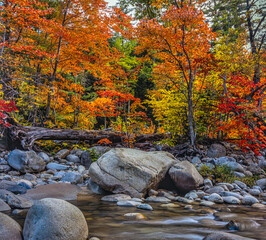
[136, 0, 215, 145]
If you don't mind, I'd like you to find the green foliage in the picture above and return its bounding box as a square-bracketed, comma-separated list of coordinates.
[199, 164, 259, 187]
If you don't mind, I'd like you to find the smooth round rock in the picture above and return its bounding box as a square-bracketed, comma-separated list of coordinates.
[241, 196, 259, 205]
[0, 212, 22, 240]
[23, 198, 88, 240]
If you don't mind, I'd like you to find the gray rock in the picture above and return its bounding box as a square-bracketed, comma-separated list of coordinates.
[184, 191, 198, 199]
[204, 179, 213, 188]
[256, 178, 266, 190]
[217, 183, 234, 191]
[234, 171, 245, 178]
[206, 186, 224, 194]
[7, 150, 46, 173]
[61, 172, 82, 184]
[101, 194, 131, 202]
[234, 180, 247, 189]
[241, 195, 259, 205]
[86, 178, 107, 195]
[247, 164, 265, 175]
[66, 154, 80, 163]
[208, 193, 223, 203]
[204, 232, 255, 240]
[78, 165, 86, 173]
[21, 183, 82, 201]
[0, 189, 33, 209]
[227, 219, 260, 231]
[200, 200, 215, 207]
[207, 144, 226, 158]
[80, 151, 93, 169]
[89, 148, 176, 197]
[38, 152, 50, 162]
[117, 201, 140, 207]
[222, 196, 241, 204]
[137, 203, 153, 211]
[215, 156, 236, 166]
[6, 185, 28, 194]
[47, 162, 69, 170]
[55, 149, 70, 159]
[248, 189, 261, 196]
[197, 163, 215, 170]
[0, 165, 11, 173]
[0, 180, 17, 189]
[174, 196, 193, 204]
[220, 191, 243, 199]
[89, 146, 110, 156]
[0, 212, 22, 240]
[23, 198, 88, 240]
[0, 198, 11, 211]
[169, 160, 204, 193]
[24, 173, 37, 181]
[191, 157, 201, 165]
[145, 196, 171, 203]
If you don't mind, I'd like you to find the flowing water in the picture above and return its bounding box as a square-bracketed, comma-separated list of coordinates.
[11, 195, 266, 240]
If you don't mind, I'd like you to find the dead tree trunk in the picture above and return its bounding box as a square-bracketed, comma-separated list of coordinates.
[1, 118, 167, 150]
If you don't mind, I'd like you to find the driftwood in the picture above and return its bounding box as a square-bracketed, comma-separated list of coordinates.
[1, 118, 167, 150]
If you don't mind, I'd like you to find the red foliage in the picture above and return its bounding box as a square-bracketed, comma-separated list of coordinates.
[0, 99, 17, 127]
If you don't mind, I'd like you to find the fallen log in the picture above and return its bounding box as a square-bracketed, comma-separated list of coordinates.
[1, 118, 167, 150]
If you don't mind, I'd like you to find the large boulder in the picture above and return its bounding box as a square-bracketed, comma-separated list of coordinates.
[169, 160, 204, 193]
[23, 198, 88, 240]
[89, 148, 176, 198]
[207, 144, 226, 158]
[0, 212, 23, 240]
[7, 150, 46, 173]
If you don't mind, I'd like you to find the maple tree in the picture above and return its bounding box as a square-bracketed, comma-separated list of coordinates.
[135, 0, 216, 145]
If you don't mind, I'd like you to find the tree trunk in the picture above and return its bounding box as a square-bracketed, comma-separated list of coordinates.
[1, 119, 167, 150]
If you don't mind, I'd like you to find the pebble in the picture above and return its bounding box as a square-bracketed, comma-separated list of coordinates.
[117, 201, 139, 207]
[234, 180, 247, 189]
[137, 203, 153, 211]
[145, 196, 171, 203]
[208, 193, 223, 203]
[241, 196, 259, 205]
[200, 200, 215, 207]
[124, 213, 147, 220]
[46, 163, 69, 170]
[222, 196, 240, 204]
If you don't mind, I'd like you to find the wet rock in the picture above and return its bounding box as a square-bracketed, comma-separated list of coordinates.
[0, 212, 22, 240]
[175, 196, 193, 204]
[7, 150, 46, 173]
[55, 149, 70, 159]
[38, 152, 50, 162]
[0, 189, 33, 209]
[241, 196, 259, 205]
[80, 151, 93, 169]
[66, 154, 80, 163]
[124, 212, 147, 220]
[200, 200, 215, 207]
[21, 183, 82, 201]
[145, 196, 171, 203]
[61, 172, 82, 184]
[251, 203, 266, 209]
[207, 144, 226, 158]
[226, 219, 260, 231]
[0, 198, 11, 211]
[169, 160, 204, 193]
[101, 194, 131, 202]
[204, 232, 255, 240]
[86, 178, 107, 195]
[117, 201, 140, 207]
[222, 196, 240, 204]
[46, 162, 69, 170]
[137, 203, 153, 211]
[23, 198, 88, 240]
[89, 148, 175, 197]
[208, 193, 223, 203]
[89, 237, 101, 240]
[160, 203, 179, 208]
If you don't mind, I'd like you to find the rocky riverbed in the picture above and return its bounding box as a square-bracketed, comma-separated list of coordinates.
[0, 143, 266, 239]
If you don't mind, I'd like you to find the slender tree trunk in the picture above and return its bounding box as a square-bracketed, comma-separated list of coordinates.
[187, 75, 195, 146]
